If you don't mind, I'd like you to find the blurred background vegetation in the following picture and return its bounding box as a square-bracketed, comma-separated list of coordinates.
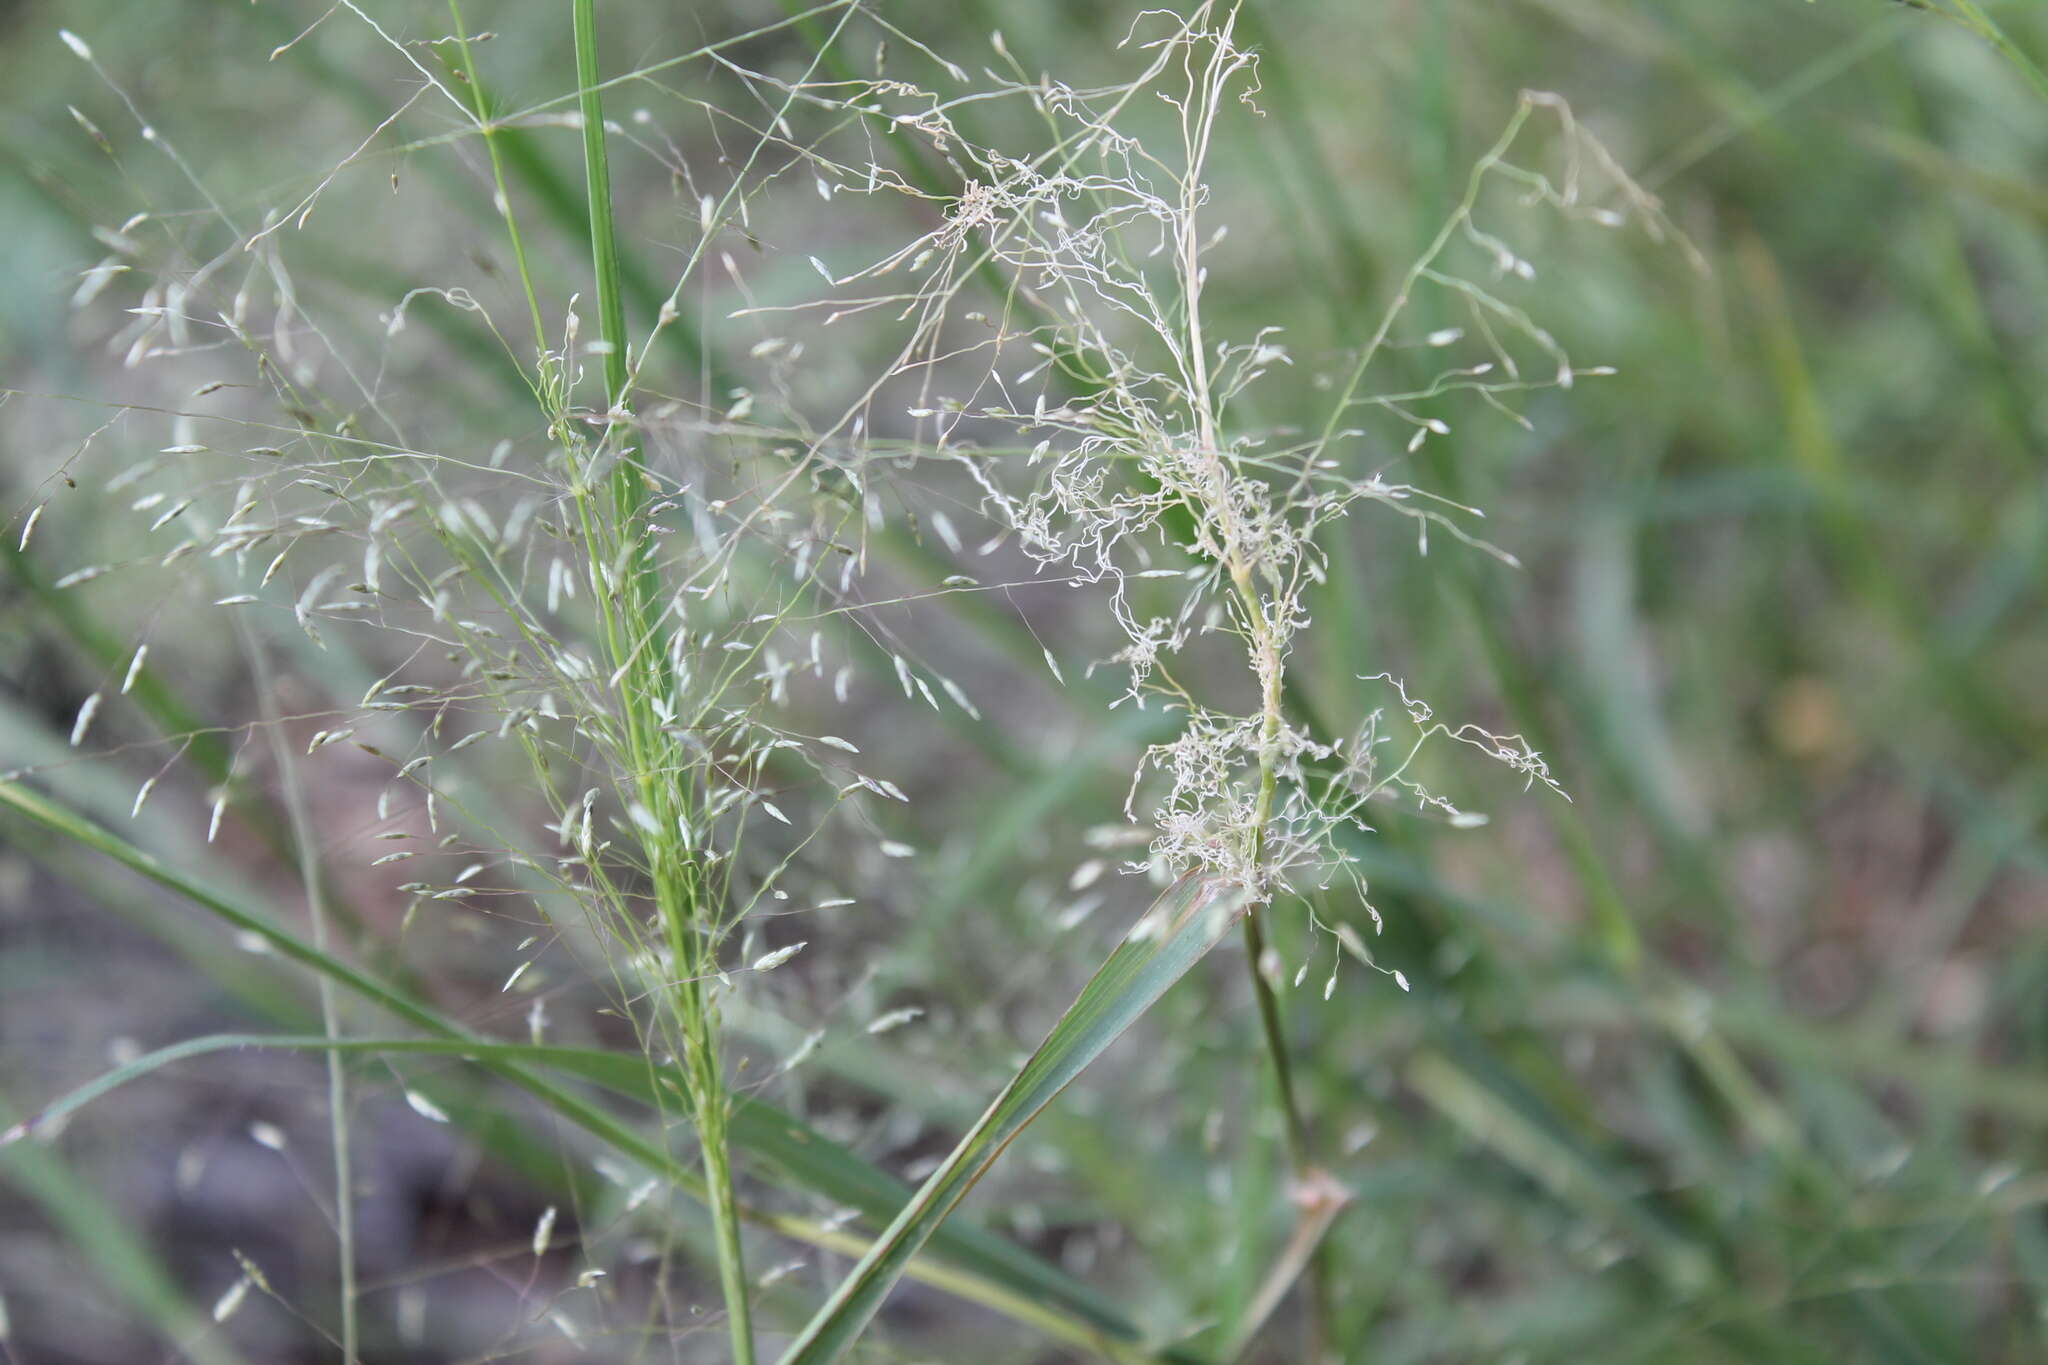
[2, 0, 2046, 1361]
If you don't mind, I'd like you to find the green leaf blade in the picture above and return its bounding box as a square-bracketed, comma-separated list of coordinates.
[780, 873, 1248, 1365]
[0, 779, 1162, 1354]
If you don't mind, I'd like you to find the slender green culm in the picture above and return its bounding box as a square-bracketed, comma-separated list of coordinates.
[244, 624, 357, 1364]
[447, 0, 548, 361]
[569, 4, 753, 1362]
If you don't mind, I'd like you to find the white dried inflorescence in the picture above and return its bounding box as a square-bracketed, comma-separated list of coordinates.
[29, 0, 1688, 980]
[792, 3, 1687, 909]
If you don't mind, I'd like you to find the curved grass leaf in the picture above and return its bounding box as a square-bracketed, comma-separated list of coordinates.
[0, 1028, 1151, 1349]
[780, 873, 1249, 1365]
[0, 779, 1164, 1358]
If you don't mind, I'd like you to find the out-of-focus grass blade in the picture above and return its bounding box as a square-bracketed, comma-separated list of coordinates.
[0, 1095, 251, 1365]
[0, 780, 449, 1032]
[0, 539, 232, 786]
[1738, 226, 2036, 760]
[0, 778, 1163, 1355]
[0, 1035, 688, 1149]
[1710, 999, 2048, 1126]
[1, 1029, 1149, 1346]
[1928, 0, 2048, 100]
[1406, 1047, 1715, 1296]
[779, 874, 1248, 1364]
[1850, 122, 2048, 226]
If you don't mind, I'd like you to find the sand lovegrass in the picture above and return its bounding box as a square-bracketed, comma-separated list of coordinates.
[2, 3, 1698, 1361]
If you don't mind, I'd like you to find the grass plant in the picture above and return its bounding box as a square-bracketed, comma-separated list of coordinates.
[2, 1, 2045, 1361]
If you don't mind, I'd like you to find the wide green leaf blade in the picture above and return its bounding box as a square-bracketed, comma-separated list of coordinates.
[780, 873, 1248, 1364]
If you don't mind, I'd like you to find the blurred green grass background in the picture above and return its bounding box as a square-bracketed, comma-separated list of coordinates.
[2, 1, 2046, 1361]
